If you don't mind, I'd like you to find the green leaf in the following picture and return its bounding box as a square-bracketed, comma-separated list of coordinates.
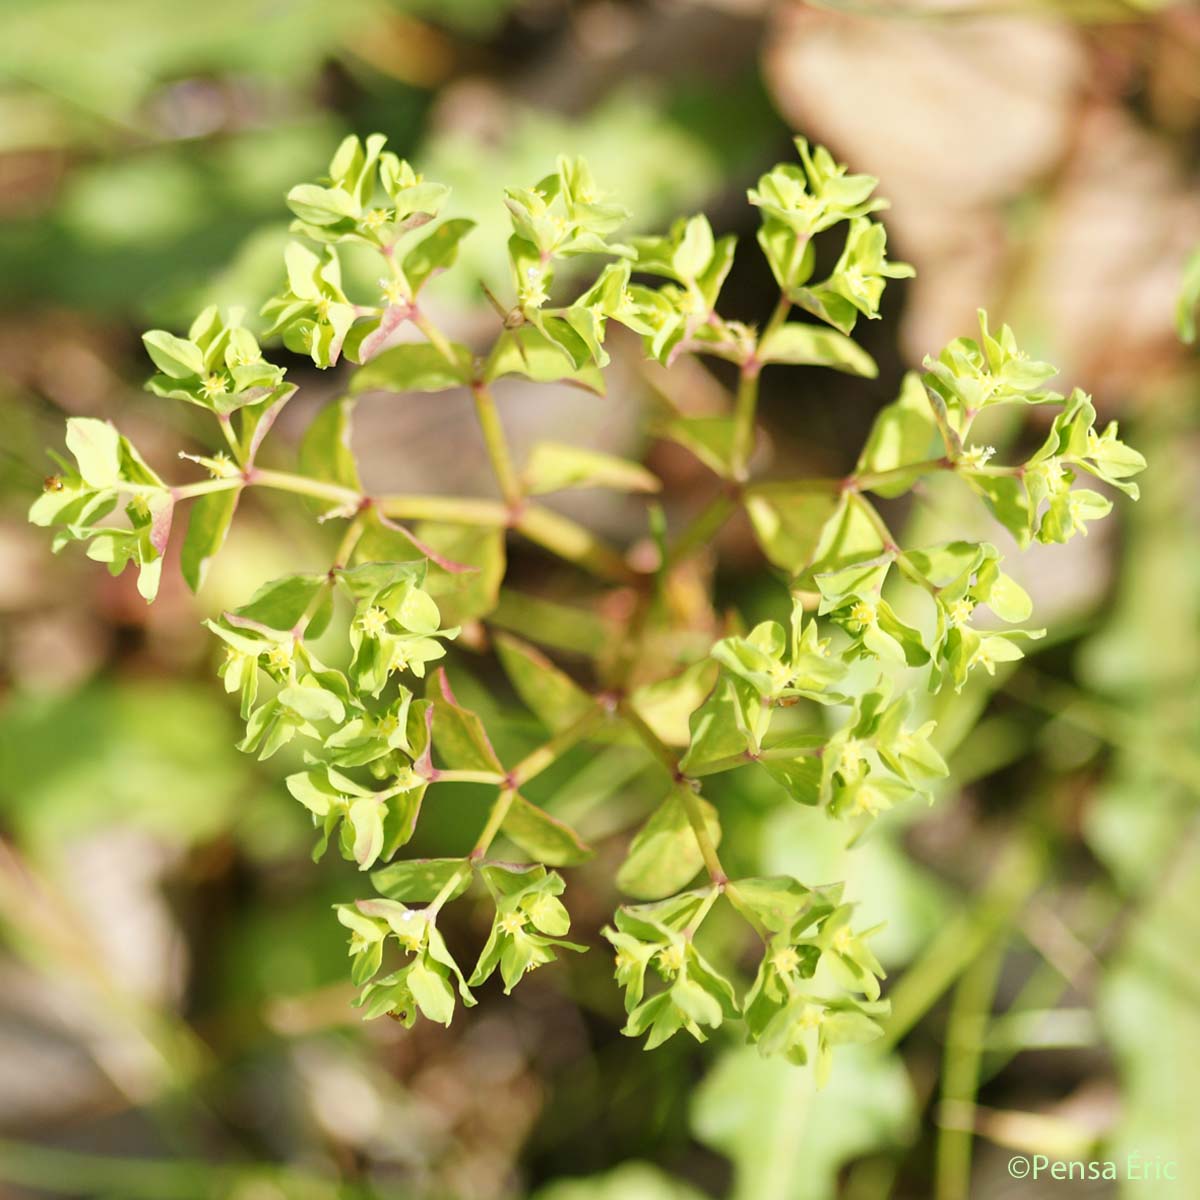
[299, 397, 362, 494]
[484, 327, 606, 394]
[656, 416, 737, 479]
[404, 219, 476, 293]
[803, 495, 887, 581]
[758, 324, 877, 378]
[429, 670, 504, 773]
[350, 342, 473, 394]
[628, 660, 720, 748]
[529, 1163, 707, 1200]
[494, 633, 595, 734]
[228, 573, 327, 631]
[65, 418, 122, 489]
[964, 473, 1033, 547]
[730, 876, 824, 934]
[692, 1045, 914, 1200]
[1177, 244, 1200, 344]
[286, 182, 359, 227]
[371, 857, 471, 903]
[502, 792, 593, 866]
[855, 372, 940, 497]
[407, 960, 456, 1025]
[744, 489, 841, 574]
[180, 488, 239, 593]
[523, 442, 660, 496]
[673, 214, 715, 280]
[142, 330, 205, 380]
[616, 790, 721, 900]
[278, 681, 345, 724]
[414, 523, 505, 625]
[347, 796, 385, 869]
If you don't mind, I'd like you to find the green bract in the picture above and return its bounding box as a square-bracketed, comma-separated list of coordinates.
[27, 131, 1146, 1084]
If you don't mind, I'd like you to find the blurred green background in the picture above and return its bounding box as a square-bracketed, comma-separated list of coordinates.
[1, 1, 1198, 1197]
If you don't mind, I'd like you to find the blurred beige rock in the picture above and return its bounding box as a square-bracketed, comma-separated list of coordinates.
[763, 6, 1200, 396]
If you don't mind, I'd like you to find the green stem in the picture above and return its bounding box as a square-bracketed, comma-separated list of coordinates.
[471, 787, 517, 859]
[515, 504, 636, 583]
[215, 413, 243, 463]
[762, 292, 792, 342]
[666, 491, 738, 568]
[732, 364, 760, 480]
[881, 831, 1044, 1049]
[427, 863, 472, 917]
[413, 312, 458, 365]
[684, 884, 723, 938]
[617, 699, 684, 777]
[238, 470, 636, 585]
[508, 706, 607, 788]
[676, 779, 727, 885]
[743, 478, 843, 499]
[849, 492, 899, 550]
[935, 940, 1006, 1200]
[616, 699, 728, 886]
[376, 493, 509, 526]
[922, 381, 964, 458]
[171, 477, 242, 502]
[0, 1139, 361, 1200]
[248, 468, 360, 508]
[431, 769, 506, 786]
[470, 382, 522, 506]
[849, 457, 953, 493]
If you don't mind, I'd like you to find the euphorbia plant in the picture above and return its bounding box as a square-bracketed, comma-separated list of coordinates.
[29, 133, 1144, 1081]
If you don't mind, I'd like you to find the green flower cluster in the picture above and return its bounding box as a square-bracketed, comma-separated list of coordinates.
[263, 134, 475, 366]
[27, 131, 1149, 1086]
[143, 306, 288, 413]
[28, 417, 173, 601]
[749, 138, 912, 330]
[603, 878, 886, 1078]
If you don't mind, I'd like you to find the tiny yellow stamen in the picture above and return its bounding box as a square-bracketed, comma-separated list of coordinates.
[771, 947, 800, 975]
[499, 911, 526, 936]
[848, 601, 875, 630]
[947, 597, 974, 627]
[359, 607, 389, 638]
[656, 944, 685, 975]
[799, 1004, 824, 1030]
[853, 783, 884, 816]
[395, 923, 425, 954]
[380, 277, 407, 306]
[264, 643, 292, 673]
[201, 373, 228, 399]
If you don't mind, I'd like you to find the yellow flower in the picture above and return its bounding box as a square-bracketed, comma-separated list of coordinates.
[656, 943, 685, 976]
[379, 277, 407, 306]
[947, 597, 975, 627]
[848, 600, 876, 630]
[499, 911, 527, 936]
[200, 373, 228, 400]
[359, 607, 390, 638]
[798, 1004, 824, 1030]
[264, 643, 292, 673]
[771, 947, 800, 975]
